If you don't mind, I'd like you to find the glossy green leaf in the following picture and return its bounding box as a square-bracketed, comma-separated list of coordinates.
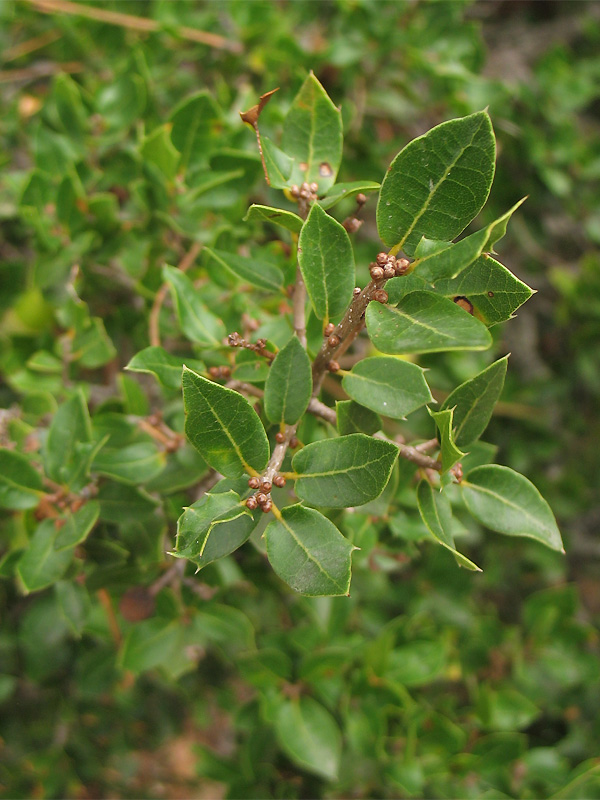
[293, 433, 398, 508]
[320, 181, 380, 210]
[126, 346, 205, 391]
[0, 449, 43, 510]
[275, 696, 342, 780]
[204, 247, 284, 293]
[264, 504, 354, 596]
[414, 198, 526, 282]
[336, 400, 381, 436]
[163, 265, 226, 346]
[298, 202, 355, 322]
[281, 72, 343, 192]
[44, 388, 92, 488]
[262, 136, 295, 189]
[140, 124, 179, 179]
[244, 203, 303, 233]
[264, 335, 312, 425]
[173, 489, 257, 565]
[17, 502, 99, 593]
[366, 291, 492, 354]
[377, 111, 496, 255]
[433, 255, 534, 325]
[441, 356, 508, 447]
[92, 443, 166, 485]
[462, 465, 563, 551]
[169, 90, 220, 171]
[417, 480, 480, 571]
[429, 407, 465, 473]
[342, 356, 433, 419]
[182, 367, 270, 478]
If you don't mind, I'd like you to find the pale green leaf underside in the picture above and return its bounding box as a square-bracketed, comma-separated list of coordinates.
[126, 346, 205, 391]
[264, 335, 312, 425]
[320, 181, 380, 211]
[293, 433, 398, 508]
[298, 202, 355, 321]
[342, 356, 433, 419]
[275, 697, 342, 780]
[433, 255, 533, 325]
[416, 481, 481, 571]
[163, 265, 225, 346]
[182, 367, 270, 478]
[377, 111, 496, 255]
[441, 356, 508, 447]
[264, 504, 353, 596]
[366, 291, 492, 354]
[205, 247, 284, 293]
[244, 204, 303, 233]
[462, 465, 563, 552]
[429, 407, 465, 473]
[281, 72, 343, 193]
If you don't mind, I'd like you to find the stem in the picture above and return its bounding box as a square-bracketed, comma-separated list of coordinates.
[293, 265, 307, 348]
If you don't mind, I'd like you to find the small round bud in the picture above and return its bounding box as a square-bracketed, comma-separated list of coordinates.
[383, 265, 395, 279]
[310, 182, 319, 193]
[227, 332, 242, 347]
[353, 287, 362, 296]
[327, 360, 340, 373]
[262, 499, 272, 513]
[395, 258, 410, 276]
[275, 432, 286, 444]
[208, 366, 220, 377]
[246, 496, 258, 510]
[373, 289, 389, 304]
[289, 437, 299, 449]
[328, 334, 341, 348]
[248, 476, 260, 489]
[356, 193, 367, 205]
[387, 254, 397, 265]
[301, 181, 310, 192]
[256, 493, 268, 506]
[376, 252, 388, 265]
[324, 323, 335, 336]
[291, 185, 300, 197]
[370, 265, 384, 281]
[260, 480, 272, 494]
[343, 218, 362, 234]
[273, 475, 286, 488]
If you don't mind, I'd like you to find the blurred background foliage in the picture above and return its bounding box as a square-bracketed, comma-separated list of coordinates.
[1, 1, 600, 797]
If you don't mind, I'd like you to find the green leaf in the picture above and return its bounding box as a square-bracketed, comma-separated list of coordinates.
[320, 181, 380, 210]
[377, 111, 496, 255]
[163, 265, 226, 346]
[17, 503, 99, 593]
[204, 247, 284, 293]
[433, 255, 534, 325]
[44, 388, 93, 488]
[264, 336, 312, 425]
[119, 619, 182, 673]
[342, 356, 433, 419]
[126, 346, 205, 391]
[173, 489, 257, 564]
[182, 367, 270, 478]
[298, 203, 355, 322]
[244, 204, 303, 233]
[336, 400, 381, 436]
[429, 407, 465, 473]
[416, 481, 481, 571]
[264, 505, 354, 596]
[281, 73, 343, 192]
[169, 90, 220, 171]
[275, 696, 342, 780]
[71, 316, 116, 368]
[55, 580, 90, 637]
[462, 465, 564, 551]
[140, 124, 179, 180]
[414, 198, 527, 282]
[92, 443, 166, 485]
[293, 433, 398, 508]
[262, 136, 295, 189]
[441, 356, 508, 447]
[366, 291, 492, 354]
[0, 449, 43, 510]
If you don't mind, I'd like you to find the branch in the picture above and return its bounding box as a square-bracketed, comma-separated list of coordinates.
[24, 0, 242, 53]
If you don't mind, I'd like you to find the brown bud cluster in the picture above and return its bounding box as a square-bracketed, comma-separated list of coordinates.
[246, 474, 283, 514]
[291, 181, 318, 203]
[370, 252, 411, 282]
[208, 365, 231, 379]
[248, 476, 260, 489]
